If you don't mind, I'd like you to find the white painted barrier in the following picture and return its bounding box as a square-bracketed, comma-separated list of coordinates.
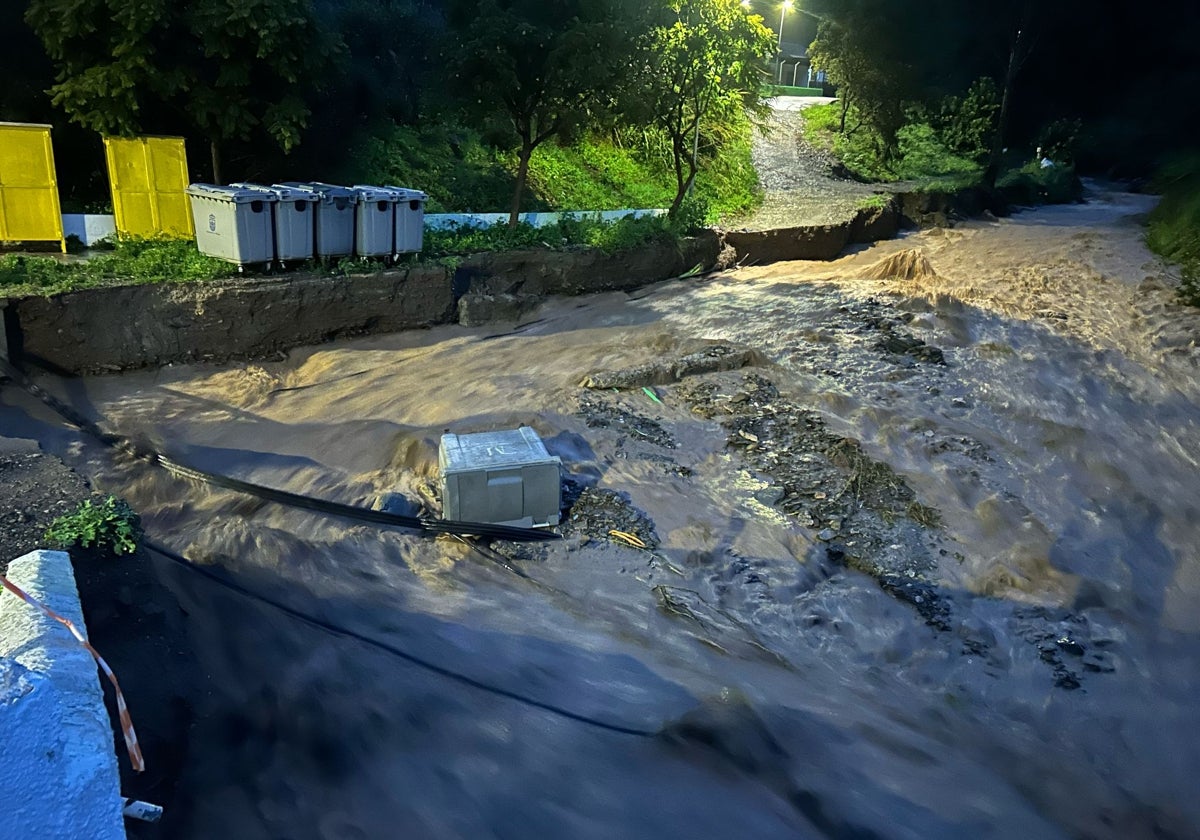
[0, 550, 125, 840]
[424, 208, 667, 231]
[61, 214, 116, 246]
[59, 207, 667, 243]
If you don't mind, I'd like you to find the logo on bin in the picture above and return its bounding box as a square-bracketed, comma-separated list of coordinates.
[208, 213, 217, 233]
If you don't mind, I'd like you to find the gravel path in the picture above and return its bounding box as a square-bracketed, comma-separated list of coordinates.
[731, 97, 882, 230]
[0, 439, 92, 575]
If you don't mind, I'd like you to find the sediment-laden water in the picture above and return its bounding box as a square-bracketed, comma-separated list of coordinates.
[7, 184, 1199, 838]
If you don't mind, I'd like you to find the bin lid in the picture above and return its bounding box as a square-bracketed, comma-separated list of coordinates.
[280, 182, 358, 201]
[227, 182, 316, 203]
[352, 185, 401, 203]
[186, 183, 277, 203]
[439, 427, 561, 474]
[385, 186, 428, 202]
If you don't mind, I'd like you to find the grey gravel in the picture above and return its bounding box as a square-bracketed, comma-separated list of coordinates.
[729, 100, 884, 230]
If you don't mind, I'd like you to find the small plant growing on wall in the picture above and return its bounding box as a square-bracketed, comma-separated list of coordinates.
[45, 495, 143, 556]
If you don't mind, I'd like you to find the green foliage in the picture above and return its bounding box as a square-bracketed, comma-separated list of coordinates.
[25, 0, 339, 156]
[422, 214, 677, 258]
[1146, 154, 1200, 307]
[996, 162, 1082, 205]
[803, 102, 980, 183]
[1037, 118, 1083, 165]
[45, 496, 143, 556]
[526, 139, 673, 211]
[352, 124, 518, 213]
[350, 117, 762, 223]
[0, 239, 233, 298]
[924, 77, 1000, 164]
[808, 16, 911, 158]
[622, 0, 775, 215]
[443, 0, 646, 224]
[893, 123, 980, 180]
[184, 0, 342, 154]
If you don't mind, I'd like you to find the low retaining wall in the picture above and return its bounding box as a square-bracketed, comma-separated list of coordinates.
[10, 265, 455, 373]
[3, 190, 985, 375]
[0, 550, 126, 840]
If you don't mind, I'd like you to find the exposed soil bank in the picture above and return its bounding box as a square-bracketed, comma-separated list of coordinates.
[1, 192, 988, 376]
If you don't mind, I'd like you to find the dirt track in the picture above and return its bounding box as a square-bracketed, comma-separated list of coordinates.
[734, 97, 881, 229]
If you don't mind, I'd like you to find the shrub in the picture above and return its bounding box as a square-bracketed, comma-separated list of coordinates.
[45, 495, 143, 556]
[929, 77, 1000, 164]
[422, 213, 676, 259]
[1038, 118, 1083, 165]
[1146, 153, 1200, 307]
[997, 162, 1082, 205]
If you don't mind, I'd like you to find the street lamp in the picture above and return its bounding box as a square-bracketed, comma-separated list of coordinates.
[778, 0, 793, 51]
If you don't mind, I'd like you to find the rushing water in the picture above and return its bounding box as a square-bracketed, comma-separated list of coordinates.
[6, 185, 1200, 838]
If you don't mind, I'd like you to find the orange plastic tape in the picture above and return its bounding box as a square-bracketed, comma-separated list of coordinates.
[1, 573, 145, 773]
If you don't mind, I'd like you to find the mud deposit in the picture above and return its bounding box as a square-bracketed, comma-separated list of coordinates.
[3, 184, 1199, 839]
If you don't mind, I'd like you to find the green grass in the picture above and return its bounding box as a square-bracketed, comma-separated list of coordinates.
[857, 193, 891, 210]
[1146, 153, 1200, 306]
[764, 85, 825, 97]
[348, 116, 762, 225]
[422, 213, 679, 259]
[0, 238, 234, 298]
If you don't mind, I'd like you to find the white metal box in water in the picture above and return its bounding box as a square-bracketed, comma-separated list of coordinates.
[439, 427, 561, 528]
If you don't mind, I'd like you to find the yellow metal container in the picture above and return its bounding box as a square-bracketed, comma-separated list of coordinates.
[0, 122, 66, 252]
[104, 136, 194, 239]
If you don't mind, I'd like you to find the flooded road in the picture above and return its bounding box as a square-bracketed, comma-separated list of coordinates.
[8, 185, 1200, 838]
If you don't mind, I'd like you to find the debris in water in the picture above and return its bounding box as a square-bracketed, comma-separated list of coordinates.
[580, 342, 762, 390]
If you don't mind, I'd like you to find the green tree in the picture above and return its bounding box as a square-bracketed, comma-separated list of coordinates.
[444, 0, 644, 227]
[807, 10, 910, 156]
[25, 0, 339, 183]
[25, 0, 184, 137]
[627, 0, 775, 217]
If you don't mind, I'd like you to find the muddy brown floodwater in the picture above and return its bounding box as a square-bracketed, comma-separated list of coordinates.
[5, 183, 1200, 838]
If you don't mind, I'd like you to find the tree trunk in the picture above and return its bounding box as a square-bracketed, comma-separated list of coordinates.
[210, 140, 223, 185]
[839, 91, 851, 134]
[669, 135, 689, 217]
[509, 137, 534, 228]
[985, 22, 1027, 188]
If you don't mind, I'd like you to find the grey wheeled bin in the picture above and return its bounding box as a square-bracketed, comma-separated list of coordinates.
[439, 427, 562, 528]
[186, 183, 276, 269]
[281, 182, 356, 258]
[351, 185, 399, 258]
[230, 183, 316, 265]
[386, 186, 428, 254]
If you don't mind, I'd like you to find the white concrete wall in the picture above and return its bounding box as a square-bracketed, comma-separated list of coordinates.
[424, 208, 667, 231]
[61, 214, 117, 246]
[0, 550, 126, 840]
[59, 208, 665, 239]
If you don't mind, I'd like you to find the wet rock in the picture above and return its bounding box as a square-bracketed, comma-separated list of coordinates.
[581, 343, 762, 390]
[456, 292, 540, 327]
[562, 486, 659, 549]
[576, 392, 676, 449]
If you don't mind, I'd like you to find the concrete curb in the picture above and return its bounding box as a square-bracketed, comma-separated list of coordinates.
[0, 550, 126, 840]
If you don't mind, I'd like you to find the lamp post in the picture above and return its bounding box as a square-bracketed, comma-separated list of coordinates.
[777, 0, 793, 51]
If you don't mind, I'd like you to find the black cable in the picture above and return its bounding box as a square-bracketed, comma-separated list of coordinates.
[145, 540, 658, 738]
[0, 357, 558, 543]
[4, 357, 660, 735]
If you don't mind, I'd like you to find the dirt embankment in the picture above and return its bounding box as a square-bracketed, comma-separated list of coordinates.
[2, 192, 998, 376]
